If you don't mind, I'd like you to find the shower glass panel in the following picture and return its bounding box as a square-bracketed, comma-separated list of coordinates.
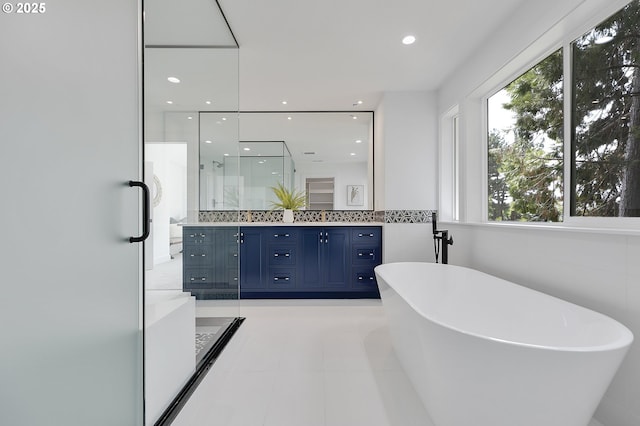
[142, 0, 240, 423]
[200, 118, 296, 210]
[239, 141, 293, 210]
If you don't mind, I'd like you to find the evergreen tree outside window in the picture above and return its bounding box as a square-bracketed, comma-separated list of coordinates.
[487, 49, 564, 222]
[571, 0, 640, 217]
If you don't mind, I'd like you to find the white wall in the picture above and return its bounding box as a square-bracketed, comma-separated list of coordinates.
[379, 91, 438, 210]
[435, 0, 640, 424]
[376, 91, 439, 263]
[146, 143, 188, 266]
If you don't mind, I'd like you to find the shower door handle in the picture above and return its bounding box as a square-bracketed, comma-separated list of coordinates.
[129, 180, 151, 243]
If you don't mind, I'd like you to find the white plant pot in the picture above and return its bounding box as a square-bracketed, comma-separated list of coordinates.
[283, 209, 294, 223]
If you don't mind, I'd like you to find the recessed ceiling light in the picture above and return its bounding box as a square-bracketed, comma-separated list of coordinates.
[166, 100, 173, 104]
[350, 152, 356, 156]
[287, 116, 292, 120]
[402, 35, 416, 45]
[243, 147, 251, 151]
[167, 77, 180, 83]
[205, 100, 212, 105]
[187, 116, 193, 120]
[205, 140, 212, 144]
[258, 160, 265, 164]
[282, 100, 288, 105]
[223, 153, 229, 156]
[271, 171, 279, 175]
[355, 140, 362, 144]
[352, 116, 358, 120]
[357, 100, 363, 105]
[222, 117, 227, 121]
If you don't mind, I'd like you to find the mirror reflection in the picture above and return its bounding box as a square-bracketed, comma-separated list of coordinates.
[199, 111, 374, 211]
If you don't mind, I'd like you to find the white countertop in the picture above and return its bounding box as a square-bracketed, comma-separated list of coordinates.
[182, 222, 384, 227]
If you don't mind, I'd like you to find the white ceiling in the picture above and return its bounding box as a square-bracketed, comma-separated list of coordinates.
[143, 0, 536, 170]
[218, 0, 531, 111]
[144, 0, 533, 113]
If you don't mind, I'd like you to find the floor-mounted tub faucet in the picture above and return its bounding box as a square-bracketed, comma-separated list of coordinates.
[432, 212, 453, 264]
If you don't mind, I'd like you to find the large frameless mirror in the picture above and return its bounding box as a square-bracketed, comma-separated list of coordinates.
[200, 111, 374, 211]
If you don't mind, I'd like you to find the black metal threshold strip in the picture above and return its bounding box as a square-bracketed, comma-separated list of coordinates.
[153, 317, 246, 426]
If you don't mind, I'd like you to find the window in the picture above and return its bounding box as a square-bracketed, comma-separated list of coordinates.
[571, 0, 640, 217]
[487, 49, 564, 222]
[440, 106, 460, 221]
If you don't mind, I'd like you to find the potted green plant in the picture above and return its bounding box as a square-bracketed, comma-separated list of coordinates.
[270, 182, 306, 222]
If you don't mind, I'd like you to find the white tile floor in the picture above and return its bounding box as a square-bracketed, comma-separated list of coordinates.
[171, 299, 433, 426]
[170, 299, 605, 426]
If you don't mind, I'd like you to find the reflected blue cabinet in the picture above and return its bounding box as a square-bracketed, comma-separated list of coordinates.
[183, 226, 239, 300]
[184, 225, 381, 299]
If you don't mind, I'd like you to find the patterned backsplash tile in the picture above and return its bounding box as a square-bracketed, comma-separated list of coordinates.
[384, 210, 436, 223]
[199, 209, 435, 224]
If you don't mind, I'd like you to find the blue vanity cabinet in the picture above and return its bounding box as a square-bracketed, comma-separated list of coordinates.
[183, 226, 239, 299]
[186, 224, 382, 299]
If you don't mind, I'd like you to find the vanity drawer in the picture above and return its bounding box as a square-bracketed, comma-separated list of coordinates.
[268, 268, 296, 289]
[352, 246, 382, 264]
[352, 268, 377, 287]
[183, 245, 212, 266]
[351, 227, 382, 243]
[183, 268, 215, 288]
[183, 228, 211, 245]
[268, 246, 297, 266]
[266, 227, 299, 243]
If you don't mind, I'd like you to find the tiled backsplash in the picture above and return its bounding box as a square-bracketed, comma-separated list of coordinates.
[383, 210, 436, 223]
[198, 210, 435, 224]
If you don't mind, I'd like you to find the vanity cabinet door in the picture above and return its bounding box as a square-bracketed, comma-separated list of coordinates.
[298, 227, 349, 289]
[239, 227, 266, 290]
[323, 227, 350, 288]
[298, 228, 323, 288]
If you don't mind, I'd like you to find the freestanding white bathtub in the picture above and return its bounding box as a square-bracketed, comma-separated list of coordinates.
[374, 262, 633, 426]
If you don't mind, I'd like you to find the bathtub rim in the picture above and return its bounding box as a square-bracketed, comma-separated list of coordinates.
[374, 262, 634, 353]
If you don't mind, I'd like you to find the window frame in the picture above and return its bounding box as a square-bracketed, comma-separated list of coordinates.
[439, 105, 460, 222]
[479, 0, 640, 230]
